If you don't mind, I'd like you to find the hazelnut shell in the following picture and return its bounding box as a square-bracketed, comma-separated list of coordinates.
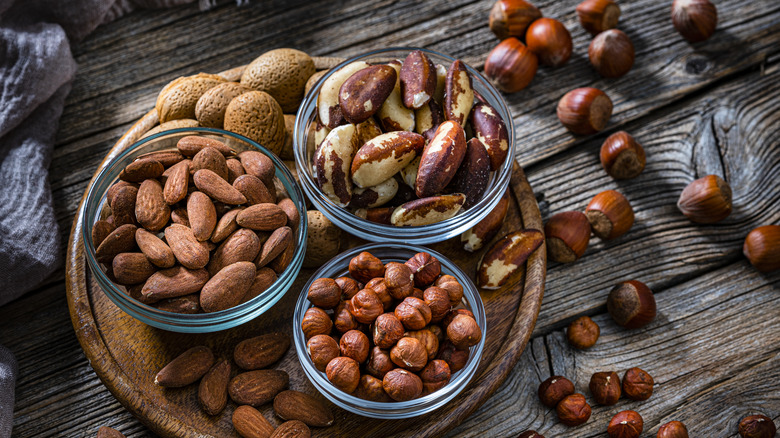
[607, 280, 657, 329]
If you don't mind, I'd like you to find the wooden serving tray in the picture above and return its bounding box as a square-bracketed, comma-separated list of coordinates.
[65, 60, 546, 437]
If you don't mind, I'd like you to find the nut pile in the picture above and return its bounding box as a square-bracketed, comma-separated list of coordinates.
[301, 251, 482, 401]
[91, 135, 299, 313]
[311, 49, 510, 227]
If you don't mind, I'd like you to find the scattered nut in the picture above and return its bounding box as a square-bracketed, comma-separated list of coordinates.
[608, 410, 644, 438]
[623, 367, 654, 401]
[556, 393, 592, 427]
[589, 371, 621, 405]
[538, 375, 575, 408]
[567, 316, 600, 349]
[607, 280, 657, 329]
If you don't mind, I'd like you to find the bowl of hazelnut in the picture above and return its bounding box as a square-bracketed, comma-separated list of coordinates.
[292, 243, 486, 418]
[293, 47, 515, 244]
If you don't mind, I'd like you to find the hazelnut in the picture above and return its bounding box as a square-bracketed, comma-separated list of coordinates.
[576, 0, 621, 35]
[607, 410, 644, 438]
[405, 329, 440, 360]
[607, 280, 657, 329]
[557, 87, 613, 135]
[556, 393, 592, 427]
[525, 18, 573, 68]
[423, 286, 451, 322]
[350, 289, 384, 324]
[301, 307, 332, 339]
[306, 334, 340, 372]
[588, 29, 634, 78]
[372, 313, 405, 349]
[335, 276, 361, 300]
[586, 190, 634, 240]
[325, 356, 360, 393]
[436, 341, 470, 373]
[382, 368, 423, 402]
[355, 374, 392, 402]
[484, 38, 538, 93]
[677, 174, 732, 223]
[545, 211, 591, 263]
[671, 0, 717, 43]
[405, 252, 441, 288]
[446, 314, 482, 350]
[333, 301, 358, 333]
[365, 278, 393, 310]
[488, 0, 542, 40]
[435, 275, 464, 305]
[589, 371, 621, 405]
[390, 337, 428, 372]
[657, 421, 689, 438]
[395, 297, 432, 330]
[600, 131, 646, 179]
[622, 367, 654, 401]
[366, 346, 394, 379]
[428, 324, 444, 344]
[567, 315, 600, 349]
[348, 251, 384, 283]
[419, 359, 451, 394]
[743, 225, 780, 272]
[307, 278, 341, 309]
[411, 287, 424, 300]
[442, 308, 476, 328]
[738, 414, 777, 438]
[384, 262, 415, 300]
[518, 432, 545, 438]
[537, 375, 575, 408]
[339, 329, 370, 363]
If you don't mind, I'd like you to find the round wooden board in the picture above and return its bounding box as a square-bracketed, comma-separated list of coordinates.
[65, 61, 546, 438]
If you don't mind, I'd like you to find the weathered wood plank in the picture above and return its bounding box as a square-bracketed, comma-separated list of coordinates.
[447, 261, 780, 437]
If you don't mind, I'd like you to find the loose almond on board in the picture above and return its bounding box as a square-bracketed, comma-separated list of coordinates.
[273, 390, 335, 427]
[477, 229, 544, 289]
[198, 359, 231, 416]
[229, 369, 290, 407]
[269, 420, 311, 438]
[234, 332, 291, 370]
[232, 405, 275, 438]
[154, 345, 214, 387]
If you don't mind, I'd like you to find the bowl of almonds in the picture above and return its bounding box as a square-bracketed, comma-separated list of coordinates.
[82, 127, 307, 332]
[293, 47, 515, 244]
[292, 242, 486, 418]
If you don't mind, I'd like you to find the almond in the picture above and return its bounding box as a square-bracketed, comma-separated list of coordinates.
[177, 135, 236, 157]
[338, 64, 397, 124]
[193, 169, 248, 205]
[154, 345, 214, 387]
[233, 332, 290, 370]
[269, 420, 310, 438]
[137, 149, 185, 167]
[400, 50, 437, 109]
[415, 121, 467, 198]
[141, 266, 209, 300]
[255, 226, 293, 268]
[237, 204, 288, 231]
[152, 294, 201, 314]
[317, 61, 370, 128]
[119, 158, 164, 182]
[350, 131, 425, 188]
[91, 219, 115, 248]
[112, 252, 156, 285]
[241, 267, 278, 304]
[136, 179, 170, 232]
[107, 181, 138, 207]
[273, 390, 334, 427]
[198, 359, 231, 416]
[238, 150, 275, 188]
[314, 124, 359, 206]
[228, 369, 290, 407]
[477, 229, 544, 289]
[95, 224, 138, 264]
[163, 160, 190, 205]
[110, 185, 138, 227]
[470, 101, 509, 171]
[186, 191, 216, 241]
[443, 60, 474, 126]
[391, 193, 465, 227]
[449, 138, 491, 209]
[226, 157, 246, 183]
[350, 177, 399, 209]
[277, 198, 300, 230]
[234, 174, 275, 205]
[232, 405, 275, 438]
[208, 228, 262, 276]
[462, 189, 510, 252]
[211, 207, 243, 243]
[190, 146, 229, 181]
[164, 224, 210, 269]
[268, 239, 294, 275]
[377, 60, 415, 132]
[200, 261, 256, 312]
[171, 207, 190, 227]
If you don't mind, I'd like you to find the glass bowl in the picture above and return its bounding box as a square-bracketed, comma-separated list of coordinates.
[292, 243, 487, 419]
[293, 47, 515, 244]
[82, 127, 308, 333]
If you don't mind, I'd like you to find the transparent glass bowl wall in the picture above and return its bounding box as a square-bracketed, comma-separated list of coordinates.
[292, 243, 487, 419]
[82, 128, 308, 333]
[293, 47, 516, 244]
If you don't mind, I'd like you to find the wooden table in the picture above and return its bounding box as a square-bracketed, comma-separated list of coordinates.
[1, 0, 778, 436]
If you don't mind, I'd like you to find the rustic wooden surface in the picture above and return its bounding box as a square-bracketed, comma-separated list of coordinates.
[0, 0, 779, 436]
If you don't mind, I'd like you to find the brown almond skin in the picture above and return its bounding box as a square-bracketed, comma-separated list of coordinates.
[449, 138, 490, 209]
[416, 120, 467, 198]
[477, 229, 544, 289]
[339, 64, 397, 124]
[257, 226, 293, 268]
[208, 228, 262, 276]
[400, 50, 437, 109]
[268, 239, 295, 274]
[163, 160, 190, 205]
[187, 191, 217, 242]
[470, 101, 509, 171]
[229, 369, 290, 407]
[92, 220, 115, 248]
[96, 426, 126, 438]
[154, 345, 215, 387]
[177, 135, 236, 157]
[198, 359, 231, 416]
[278, 198, 300, 229]
[141, 266, 209, 300]
[119, 158, 164, 182]
[232, 405, 275, 438]
[237, 203, 288, 231]
[190, 146, 229, 181]
[112, 253, 156, 285]
[193, 169, 248, 205]
[211, 207, 243, 243]
[273, 390, 335, 427]
[171, 207, 190, 227]
[164, 224, 210, 269]
[234, 174, 275, 205]
[462, 189, 510, 252]
[200, 261, 256, 312]
[135, 179, 170, 232]
[270, 420, 311, 438]
[137, 149, 185, 167]
[152, 294, 201, 314]
[226, 157, 246, 183]
[110, 185, 138, 227]
[239, 150, 275, 187]
[234, 332, 290, 370]
[95, 224, 138, 264]
[241, 267, 278, 304]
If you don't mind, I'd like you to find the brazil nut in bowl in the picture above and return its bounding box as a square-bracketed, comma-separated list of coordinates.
[82, 127, 307, 333]
[293, 47, 515, 244]
[293, 243, 487, 419]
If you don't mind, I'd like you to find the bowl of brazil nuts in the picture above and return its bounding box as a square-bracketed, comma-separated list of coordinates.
[293, 243, 486, 418]
[82, 127, 307, 332]
[293, 47, 515, 244]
